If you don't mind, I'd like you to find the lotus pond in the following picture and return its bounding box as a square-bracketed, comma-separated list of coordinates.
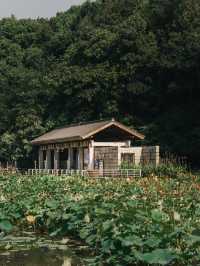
[0, 174, 200, 265]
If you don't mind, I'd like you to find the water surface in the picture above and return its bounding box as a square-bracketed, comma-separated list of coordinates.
[0, 234, 86, 266]
[0, 248, 82, 266]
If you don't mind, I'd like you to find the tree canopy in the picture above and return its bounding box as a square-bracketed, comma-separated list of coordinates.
[0, 0, 199, 167]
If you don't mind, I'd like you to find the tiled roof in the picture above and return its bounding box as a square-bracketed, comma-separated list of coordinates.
[31, 119, 144, 144]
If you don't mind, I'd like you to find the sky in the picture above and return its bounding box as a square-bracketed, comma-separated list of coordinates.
[0, 0, 86, 19]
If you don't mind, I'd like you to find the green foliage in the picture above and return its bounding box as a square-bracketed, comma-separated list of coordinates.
[120, 161, 188, 178]
[0, 220, 13, 232]
[141, 163, 188, 178]
[134, 248, 177, 265]
[0, 175, 200, 265]
[0, 0, 200, 166]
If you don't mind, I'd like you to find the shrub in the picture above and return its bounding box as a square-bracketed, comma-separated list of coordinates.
[121, 161, 188, 178]
[141, 163, 188, 178]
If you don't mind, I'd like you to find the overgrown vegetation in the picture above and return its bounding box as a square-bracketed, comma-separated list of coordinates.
[0, 0, 200, 167]
[141, 163, 188, 178]
[0, 174, 200, 265]
[121, 161, 188, 178]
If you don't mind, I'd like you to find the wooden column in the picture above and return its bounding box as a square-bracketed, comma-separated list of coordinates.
[39, 149, 44, 169]
[88, 141, 94, 170]
[155, 146, 160, 166]
[54, 150, 59, 170]
[67, 148, 71, 170]
[46, 150, 51, 169]
[118, 147, 121, 167]
[79, 147, 84, 170]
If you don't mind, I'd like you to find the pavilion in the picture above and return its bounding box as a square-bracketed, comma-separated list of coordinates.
[31, 119, 159, 171]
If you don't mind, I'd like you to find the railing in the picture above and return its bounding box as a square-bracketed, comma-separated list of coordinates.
[88, 169, 142, 178]
[27, 168, 142, 178]
[27, 169, 87, 176]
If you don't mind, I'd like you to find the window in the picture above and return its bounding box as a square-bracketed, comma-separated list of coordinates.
[121, 153, 135, 166]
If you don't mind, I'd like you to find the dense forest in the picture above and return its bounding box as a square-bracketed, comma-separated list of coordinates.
[0, 0, 199, 167]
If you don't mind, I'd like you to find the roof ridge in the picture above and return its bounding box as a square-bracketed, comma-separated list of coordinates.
[54, 118, 113, 130]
